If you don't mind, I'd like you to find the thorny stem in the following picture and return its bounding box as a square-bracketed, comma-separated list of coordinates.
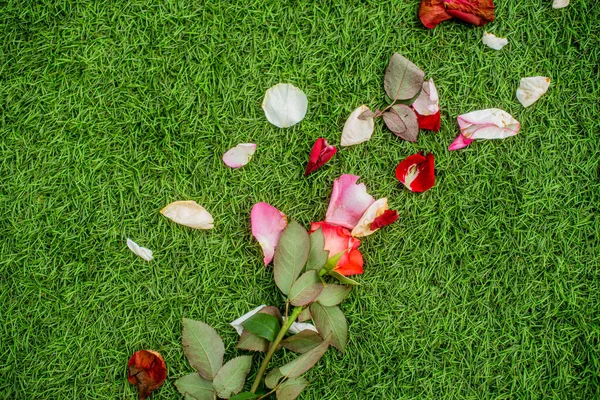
[249, 306, 304, 394]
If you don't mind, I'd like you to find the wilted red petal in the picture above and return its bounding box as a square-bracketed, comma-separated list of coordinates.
[444, 0, 495, 26]
[419, 0, 453, 28]
[305, 138, 337, 176]
[335, 249, 364, 276]
[127, 350, 167, 400]
[370, 210, 399, 230]
[395, 152, 435, 193]
[415, 110, 441, 132]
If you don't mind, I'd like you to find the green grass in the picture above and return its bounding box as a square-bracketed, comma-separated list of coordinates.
[1, 0, 599, 398]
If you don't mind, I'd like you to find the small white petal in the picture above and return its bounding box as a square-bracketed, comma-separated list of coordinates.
[553, 0, 569, 8]
[127, 238, 153, 261]
[160, 201, 214, 229]
[516, 76, 551, 107]
[223, 143, 256, 168]
[230, 305, 267, 335]
[351, 198, 389, 237]
[340, 105, 375, 147]
[482, 32, 508, 50]
[284, 318, 318, 335]
[412, 79, 439, 116]
[458, 109, 520, 140]
[262, 83, 308, 128]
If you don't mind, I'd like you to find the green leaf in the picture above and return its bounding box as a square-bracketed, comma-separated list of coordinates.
[305, 229, 329, 271]
[182, 318, 225, 380]
[230, 393, 260, 400]
[297, 308, 312, 322]
[281, 329, 323, 354]
[265, 368, 283, 389]
[383, 52, 425, 101]
[288, 270, 324, 306]
[236, 330, 269, 352]
[329, 270, 360, 286]
[324, 251, 343, 272]
[383, 104, 419, 142]
[258, 306, 282, 323]
[315, 284, 352, 307]
[174, 373, 215, 400]
[212, 356, 253, 399]
[279, 334, 331, 378]
[274, 221, 310, 295]
[309, 303, 348, 352]
[242, 313, 281, 342]
[276, 377, 309, 400]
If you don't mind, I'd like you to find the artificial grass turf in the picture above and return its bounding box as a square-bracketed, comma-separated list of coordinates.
[1, 0, 599, 398]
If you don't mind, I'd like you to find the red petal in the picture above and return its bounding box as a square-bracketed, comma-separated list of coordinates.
[444, 0, 495, 26]
[395, 153, 426, 185]
[370, 209, 399, 230]
[127, 350, 167, 400]
[335, 249, 364, 276]
[305, 138, 337, 175]
[419, 0, 453, 28]
[415, 110, 441, 132]
[409, 153, 435, 193]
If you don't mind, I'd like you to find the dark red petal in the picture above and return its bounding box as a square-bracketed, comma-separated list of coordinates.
[335, 249, 364, 276]
[395, 153, 427, 184]
[419, 0, 453, 28]
[127, 350, 167, 400]
[415, 110, 441, 132]
[409, 153, 435, 193]
[304, 138, 337, 176]
[370, 210, 399, 230]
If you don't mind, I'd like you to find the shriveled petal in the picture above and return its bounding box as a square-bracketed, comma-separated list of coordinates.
[395, 152, 435, 193]
[341, 105, 375, 146]
[370, 210, 399, 230]
[419, 0, 453, 29]
[412, 79, 439, 116]
[351, 198, 389, 237]
[127, 238, 153, 261]
[325, 174, 375, 229]
[223, 143, 256, 168]
[482, 31, 508, 50]
[444, 0, 495, 26]
[251, 202, 288, 265]
[128, 350, 167, 400]
[262, 83, 308, 128]
[516, 76, 551, 108]
[448, 133, 474, 151]
[305, 138, 337, 175]
[161, 201, 214, 229]
[458, 108, 520, 140]
[335, 249, 364, 276]
[553, 0, 569, 8]
[230, 305, 267, 335]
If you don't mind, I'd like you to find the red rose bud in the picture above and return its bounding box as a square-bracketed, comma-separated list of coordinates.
[305, 138, 337, 176]
[415, 110, 441, 132]
[395, 152, 435, 193]
[127, 350, 167, 400]
[370, 209, 399, 230]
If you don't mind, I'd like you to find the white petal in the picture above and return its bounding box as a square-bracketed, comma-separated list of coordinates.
[230, 305, 267, 335]
[262, 83, 308, 128]
[482, 32, 508, 50]
[553, 0, 569, 8]
[283, 318, 318, 335]
[126, 238, 153, 261]
[340, 105, 375, 146]
[458, 109, 520, 140]
[351, 198, 388, 237]
[412, 79, 439, 116]
[160, 201, 214, 229]
[223, 143, 256, 168]
[516, 76, 551, 107]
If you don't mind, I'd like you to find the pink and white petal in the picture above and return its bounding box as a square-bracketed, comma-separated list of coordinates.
[412, 79, 439, 116]
[161, 201, 214, 229]
[251, 202, 288, 265]
[458, 109, 520, 140]
[325, 174, 375, 229]
[230, 305, 267, 335]
[351, 198, 389, 237]
[340, 105, 375, 146]
[448, 134, 474, 151]
[223, 143, 257, 168]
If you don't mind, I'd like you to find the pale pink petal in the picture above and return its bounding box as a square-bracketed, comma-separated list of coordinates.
[482, 32, 508, 50]
[325, 174, 375, 230]
[262, 83, 308, 128]
[230, 305, 267, 335]
[223, 143, 257, 168]
[340, 105, 375, 146]
[251, 202, 288, 265]
[161, 201, 214, 229]
[457, 109, 520, 140]
[351, 198, 389, 237]
[126, 238, 154, 261]
[448, 134, 474, 151]
[516, 76, 551, 107]
[412, 79, 439, 116]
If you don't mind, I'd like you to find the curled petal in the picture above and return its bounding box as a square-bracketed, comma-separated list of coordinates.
[341, 105, 375, 147]
[444, 0, 495, 26]
[412, 79, 439, 116]
[127, 238, 153, 261]
[223, 143, 256, 168]
[305, 138, 337, 175]
[458, 108, 520, 140]
[419, 0, 453, 29]
[325, 174, 375, 229]
[251, 202, 288, 265]
[482, 32, 508, 50]
[161, 201, 214, 229]
[127, 350, 167, 400]
[352, 198, 390, 237]
[262, 83, 308, 128]
[395, 152, 435, 193]
[230, 305, 267, 335]
[516, 77, 551, 108]
[448, 133, 474, 151]
[370, 210, 399, 231]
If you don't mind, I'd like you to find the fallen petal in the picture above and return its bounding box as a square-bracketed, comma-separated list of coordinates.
[160, 201, 214, 229]
[415, 110, 441, 132]
[412, 78, 439, 116]
[341, 105, 375, 146]
[516, 76, 551, 108]
[553, 0, 569, 8]
[458, 108, 520, 140]
[395, 152, 435, 193]
[444, 0, 495, 26]
[230, 305, 267, 335]
[448, 133, 474, 151]
[127, 238, 153, 261]
[482, 31, 508, 50]
[223, 143, 256, 168]
[262, 83, 308, 128]
[285, 319, 318, 335]
[128, 350, 167, 400]
[419, 0, 453, 29]
[370, 209, 399, 230]
[325, 174, 375, 229]
[251, 202, 288, 265]
[305, 138, 337, 175]
[351, 198, 389, 237]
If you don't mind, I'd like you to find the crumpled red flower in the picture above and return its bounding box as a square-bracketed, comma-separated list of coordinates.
[395, 152, 435, 193]
[419, 0, 495, 29]
[127, 350, 167, 400]
[305, 138, 337, 175]
[310, 221, 364, 276]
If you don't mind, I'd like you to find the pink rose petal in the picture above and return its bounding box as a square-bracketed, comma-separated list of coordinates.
[251, 202, 287, 265]
[448, 133, 474, 151]
[325, 174, 375, 230]
[223, 143, 257, 168]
